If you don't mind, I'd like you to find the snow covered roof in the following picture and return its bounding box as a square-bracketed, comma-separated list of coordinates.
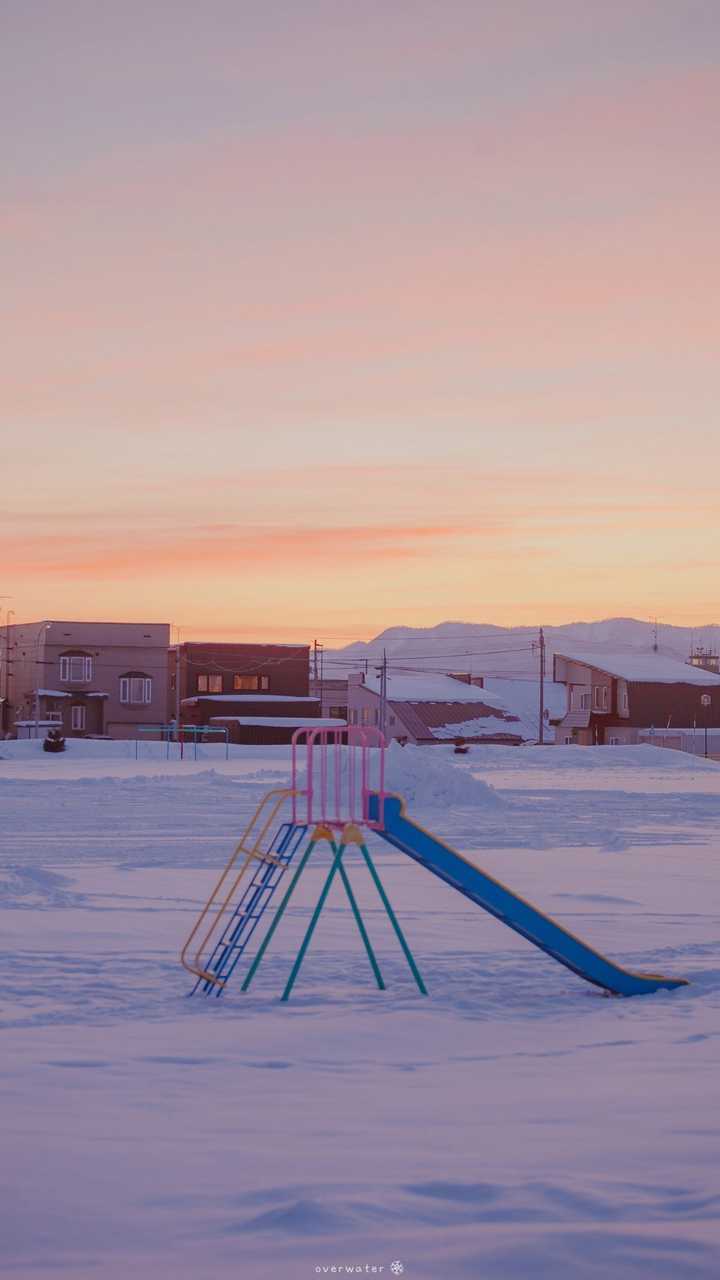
[555, 650, 720, 686]
[483, 677, 566, 738]
[431, 716, 524, 742]
[182, 694, 318, 704]
[362, 672, 494, 703]
[209, 716, 345, 727]
[36, 689, 108, 698]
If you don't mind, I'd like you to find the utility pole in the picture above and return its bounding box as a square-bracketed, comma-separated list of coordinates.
[378, 648, 388, 741]
[313, 639, 319, 682]
[701, 693, 711, 758]
[538, 626, 546, 745]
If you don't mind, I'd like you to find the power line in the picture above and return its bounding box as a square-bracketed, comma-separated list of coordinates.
[323, 644, 535, 666]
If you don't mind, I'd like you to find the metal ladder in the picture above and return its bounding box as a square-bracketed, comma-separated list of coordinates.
[191, 821, 308, 996]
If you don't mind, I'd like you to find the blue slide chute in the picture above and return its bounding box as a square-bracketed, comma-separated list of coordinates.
[369, 794, 687, 997]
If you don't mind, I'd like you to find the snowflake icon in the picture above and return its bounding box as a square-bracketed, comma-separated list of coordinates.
[390, 1265, 404, 1277]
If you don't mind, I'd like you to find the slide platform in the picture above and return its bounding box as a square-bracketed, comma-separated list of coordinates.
[369, 793, 687, 997]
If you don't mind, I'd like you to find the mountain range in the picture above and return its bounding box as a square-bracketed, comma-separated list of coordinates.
[324, 618, 720, 680]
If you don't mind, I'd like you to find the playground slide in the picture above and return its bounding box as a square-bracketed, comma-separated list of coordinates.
[369, 794, 687, 997]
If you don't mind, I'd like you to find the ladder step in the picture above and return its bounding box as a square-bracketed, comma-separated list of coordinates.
[191, 822, 311, 996]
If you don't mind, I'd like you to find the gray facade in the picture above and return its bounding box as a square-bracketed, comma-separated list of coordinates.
[3, 620, 170, 739]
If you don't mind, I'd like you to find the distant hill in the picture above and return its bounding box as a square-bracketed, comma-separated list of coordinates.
[324, 618, 720, 679]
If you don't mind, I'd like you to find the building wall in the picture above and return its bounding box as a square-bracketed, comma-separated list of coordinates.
[309, 677, 349, 721]
[626, 681, 720, 728]
[5, 620, 169, 738]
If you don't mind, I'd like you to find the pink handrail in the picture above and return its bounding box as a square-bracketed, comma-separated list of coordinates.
[290, 725, 386, 830]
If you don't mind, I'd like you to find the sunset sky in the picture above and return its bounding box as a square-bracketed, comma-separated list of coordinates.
[3, 1, 719, 641]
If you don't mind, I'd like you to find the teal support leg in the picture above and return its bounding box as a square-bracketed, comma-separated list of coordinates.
[360, 844, 428, 996]
[337, 860, 386, 991]
[241, 839, 318, 992]
[281, 842, 347, 1001]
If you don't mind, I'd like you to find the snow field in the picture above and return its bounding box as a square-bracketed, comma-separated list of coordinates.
[1, 741, 719, 1278]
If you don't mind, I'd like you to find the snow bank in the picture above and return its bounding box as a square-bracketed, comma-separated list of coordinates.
[523, 744, 720, 772]
[383, 742, 504, 809]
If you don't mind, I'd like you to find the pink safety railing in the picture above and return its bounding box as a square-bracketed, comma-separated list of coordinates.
[291, 726, 386, 830]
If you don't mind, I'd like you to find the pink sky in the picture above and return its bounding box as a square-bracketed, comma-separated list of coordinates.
[3, 1, 719, 641]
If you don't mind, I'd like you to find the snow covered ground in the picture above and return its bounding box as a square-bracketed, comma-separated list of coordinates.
[1, 740, 719, 1279]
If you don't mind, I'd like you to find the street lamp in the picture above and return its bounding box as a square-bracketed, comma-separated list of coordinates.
[33, 623, 52, 738]
[1, 606, 15, 735]
[700, 693, 712, 759]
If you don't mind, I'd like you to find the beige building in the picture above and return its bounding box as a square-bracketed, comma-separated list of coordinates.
[3, 620, 170, 739]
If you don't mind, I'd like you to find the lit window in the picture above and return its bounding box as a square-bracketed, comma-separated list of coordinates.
[197, 674, 223, 693]
[120, 674, 152, 704]
[233, 674, 269, 691]
[71, 705, 86, 731]
[60, 654, 93, 682]
[329, 705, 347, 719]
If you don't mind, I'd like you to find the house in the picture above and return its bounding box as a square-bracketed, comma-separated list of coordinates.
[309, 677, 349, 722]
[173, 641, 337, 744]
[346, 671, 528, 745]
[553, 650, 720, 746]
[4, 620, 170, 739]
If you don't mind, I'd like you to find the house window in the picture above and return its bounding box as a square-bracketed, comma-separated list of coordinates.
[60, 654, 93, 682]
[329, 705, 347, 719]
[71, 705, 86, 731]
[593, 685, 608, 710]
[609, 736, 621, 745]
[233, 674, 269, 691]
[197, 674, 223, 693]
[580, 691, 591, 710]
[621, 689, 629, 713]
[361, 707, 378, 726]
[120, 674, 152, 704]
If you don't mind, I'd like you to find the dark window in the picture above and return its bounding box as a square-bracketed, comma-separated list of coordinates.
[197, 674, 223, 693]
[329, 705, 347, 719]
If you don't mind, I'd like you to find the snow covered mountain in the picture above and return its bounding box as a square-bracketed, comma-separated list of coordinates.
[325, 618, 720, 679]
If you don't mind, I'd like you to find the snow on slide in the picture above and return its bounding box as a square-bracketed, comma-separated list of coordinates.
[369, 793, 688, 997]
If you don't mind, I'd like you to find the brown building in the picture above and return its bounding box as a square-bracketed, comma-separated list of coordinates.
[171, 641, 338, 744]
[553, 650, 720, 746]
